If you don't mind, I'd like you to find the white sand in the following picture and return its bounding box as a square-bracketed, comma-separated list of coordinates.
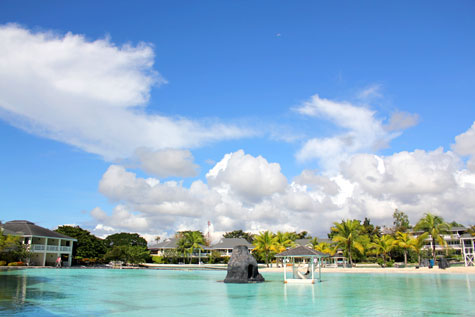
[259, 266, 475, 274]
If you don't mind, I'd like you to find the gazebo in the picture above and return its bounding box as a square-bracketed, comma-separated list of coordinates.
[275, 246, 329, 284]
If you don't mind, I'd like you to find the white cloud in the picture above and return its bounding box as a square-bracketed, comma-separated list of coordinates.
[294, 94, 396, 170]
[0, 24, 253, 161]
[91, 142, 475, 238]
[135, 148, 198, 178]
[206, 150, 287, 202]
[452, 122, 475, 157]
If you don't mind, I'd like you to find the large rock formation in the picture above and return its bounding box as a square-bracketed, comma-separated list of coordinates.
[224, 245, 265, 283]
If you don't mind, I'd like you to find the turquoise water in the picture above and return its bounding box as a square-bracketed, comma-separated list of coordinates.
[1, 269, 474, 316]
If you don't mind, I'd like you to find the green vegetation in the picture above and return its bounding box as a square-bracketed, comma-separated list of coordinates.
[104, 232, 148, 248]
[253, 231, 278, 267]
[104, 245, 150, 265]
[393, 209, 410, 233]
[2, 212, 469, 267]
[54, 226, 150, 266]
[0, 230, 31, 264]
[223, 230, 254, 243]
[55, 226, 107, 264]
[176, 231, 206, 264]
[331, 219, 364, 266]
[414, 213, 451, 263]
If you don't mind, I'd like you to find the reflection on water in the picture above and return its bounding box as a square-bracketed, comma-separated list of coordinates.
[0, 269, 61, 316]
[0, 269, 474, 316]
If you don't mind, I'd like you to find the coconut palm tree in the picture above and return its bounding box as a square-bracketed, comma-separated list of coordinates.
[314, 242, 337, 256]
[273, 232, 295, 267]
[186, 231, 205, 264]
[370, 235, 394, 267]
[253, 231, 278, 267]
[414, 213, 451, 263]
[393, 232, 413, 266]
[176, 231, 205, 264]
[310, 237, 319, 249]
[331, 220, 364, 266]
[408, 232, 429, 266]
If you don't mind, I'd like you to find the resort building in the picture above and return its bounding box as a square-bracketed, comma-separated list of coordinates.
[410, 226, 475, 266]
[149, 237, 178, 256]
[149, 237, 254, 258]
[210, 238, 254, 257]
[0, 220, 76, 267]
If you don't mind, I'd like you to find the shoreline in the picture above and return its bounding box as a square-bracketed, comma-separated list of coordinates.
[259, 266, 475, 275]
[2, 264, 474, 275]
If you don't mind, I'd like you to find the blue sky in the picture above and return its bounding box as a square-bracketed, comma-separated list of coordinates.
[1, 1, 475, 240]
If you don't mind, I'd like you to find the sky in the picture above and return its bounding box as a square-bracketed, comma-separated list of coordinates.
[1, 1, 475, 242]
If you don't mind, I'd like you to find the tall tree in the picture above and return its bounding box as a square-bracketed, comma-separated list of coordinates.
[361, 217, 381, 237]
[273, 232, 295, 267]
[273, 232, 295, 253]
[186, 231, 205, 264]
[223, 230, 254, 243]
[370, 235, 394, 266]
[310, 237, 319, 249]
[104, 233, 147, 248]
[314, 242, 337, 256]
[414, 213, 451, 262]
[176, 231, 205, 264]
[331, 220, 364, 266]
[393, 232, 412, 266]
[55, 226, 106, 263]
[253, 231, 278, 267]
[393, 209, 410, 233]
[408, 232, 429, 265]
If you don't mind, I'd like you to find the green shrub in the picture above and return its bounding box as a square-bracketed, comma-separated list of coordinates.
[0, 261, 6, 266]
[152, 256, 165, 264]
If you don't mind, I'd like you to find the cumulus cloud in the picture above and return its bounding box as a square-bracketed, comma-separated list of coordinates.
[135, 148, 198, 178]
[452, 122, 475, 157]
[0, 24, 252, 161]
[91, 143, 475, 239]
[206, 150, 287, 202]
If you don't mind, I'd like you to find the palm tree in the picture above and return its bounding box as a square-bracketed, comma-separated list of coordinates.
[414, 213, 451, 263]
[393, 232, 413, 266]
[370, 235, 394, 267]
[186, 231, 205, 264]
[314, 242, 337, 256]
[176, 231, 205, 264]
[310, 237, 319, 249]
[331, 220, 364, 266]
[273, 232, 295, 267]
[408, 232, 429, 266]
[253, 231, 278, 267]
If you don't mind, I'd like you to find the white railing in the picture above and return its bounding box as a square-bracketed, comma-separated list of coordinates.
[30, 244, 71, 253]
[32, 244, 45, 251]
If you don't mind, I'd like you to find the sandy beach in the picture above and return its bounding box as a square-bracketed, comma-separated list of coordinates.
[259, 265, 475, 274]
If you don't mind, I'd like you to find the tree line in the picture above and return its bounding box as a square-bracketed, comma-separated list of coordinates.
[1, 211, 474, 266]
[250, 211, 474, 267]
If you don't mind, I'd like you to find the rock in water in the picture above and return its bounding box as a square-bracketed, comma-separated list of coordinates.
[224, 245, 265, 283]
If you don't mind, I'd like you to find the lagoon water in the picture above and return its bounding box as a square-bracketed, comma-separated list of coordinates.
[1, 268, 474, 316]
